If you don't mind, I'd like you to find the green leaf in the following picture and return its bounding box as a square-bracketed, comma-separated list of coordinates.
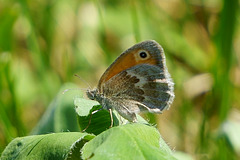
[74, 97, 148, 135]
[0, 132, 92, 160]
[81, 123, 176, 160]
[66, 135, 95, 160]
[31, 83, 81, 135]
[74, 97, 100, 116]
[74, 97, 119, 135]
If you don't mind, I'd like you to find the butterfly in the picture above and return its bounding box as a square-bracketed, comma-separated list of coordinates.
[86, 40, 174, 126]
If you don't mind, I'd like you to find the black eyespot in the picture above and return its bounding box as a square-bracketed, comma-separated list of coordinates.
[139, 51, 148, 58]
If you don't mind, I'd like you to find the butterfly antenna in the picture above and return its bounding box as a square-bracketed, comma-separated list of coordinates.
[74, 74, 92, 89]
[62, 88, 88, 94]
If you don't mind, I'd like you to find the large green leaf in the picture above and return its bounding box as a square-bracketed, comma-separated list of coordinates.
[66, 134, 95, 160]
[0, 132, 94, 160]
[31, 83, 81, 134]
[81, 123, 176, 160]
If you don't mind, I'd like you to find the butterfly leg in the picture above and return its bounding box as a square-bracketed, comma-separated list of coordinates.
[82, 107, 104, 132]
[109, 108, 113, 128]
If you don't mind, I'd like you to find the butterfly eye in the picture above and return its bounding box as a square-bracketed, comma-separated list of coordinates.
[139, 51, 148, 59]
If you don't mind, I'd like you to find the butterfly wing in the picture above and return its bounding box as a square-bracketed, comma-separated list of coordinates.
[97, 40, 165, 91]
[95, 40, 174, 122]
[101, 64, 174, 122]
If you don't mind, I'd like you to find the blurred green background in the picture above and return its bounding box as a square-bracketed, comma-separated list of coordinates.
[0, 0, 240, 159]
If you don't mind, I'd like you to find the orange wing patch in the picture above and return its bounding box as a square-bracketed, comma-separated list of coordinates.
[98, 49, 158, 87]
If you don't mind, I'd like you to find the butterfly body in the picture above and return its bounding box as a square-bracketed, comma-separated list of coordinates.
[86, 40, 174, 122]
